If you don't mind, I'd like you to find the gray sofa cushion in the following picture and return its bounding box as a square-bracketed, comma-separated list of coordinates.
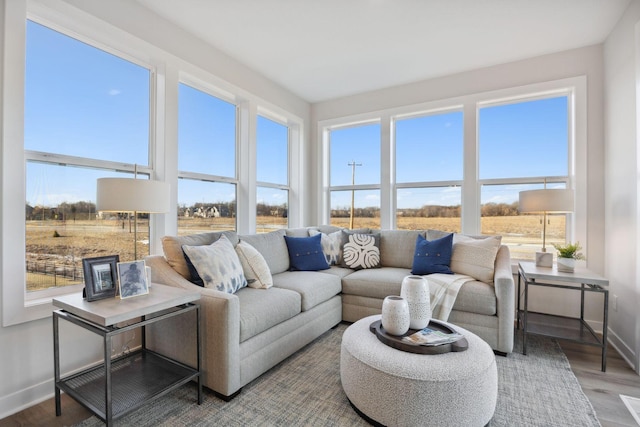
[239, 229, 290, 274]
[341, 266, 497, 316]
[453, 280, 497, 316]
[285, 228, 310, 237]
[237, 286, 301, 342]
[319, 265, 354, 279]
[341, 267, 410, 300]
[379, 229, 426, 269]
[272, 271, 342, 311]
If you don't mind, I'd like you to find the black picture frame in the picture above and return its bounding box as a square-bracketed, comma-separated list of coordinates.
[83, 255, 120, 302]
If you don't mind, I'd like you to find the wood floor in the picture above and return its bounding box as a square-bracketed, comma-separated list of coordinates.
[559, 340, 640, 427]
[1, 341, 639, 427]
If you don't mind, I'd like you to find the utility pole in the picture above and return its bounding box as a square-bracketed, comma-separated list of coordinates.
[348, 160, 362, 229]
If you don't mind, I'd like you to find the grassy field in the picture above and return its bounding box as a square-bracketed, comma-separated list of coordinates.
[26, 214, 564, 291]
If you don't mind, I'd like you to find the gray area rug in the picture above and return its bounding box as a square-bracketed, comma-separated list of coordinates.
[75, 324, 600, 427]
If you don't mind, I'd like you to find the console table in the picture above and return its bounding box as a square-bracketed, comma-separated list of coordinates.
[517, 261, 609, 371]
[53, 284, 201, 426]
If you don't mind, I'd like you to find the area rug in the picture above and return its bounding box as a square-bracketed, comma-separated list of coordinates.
[74, 324, 600, 427]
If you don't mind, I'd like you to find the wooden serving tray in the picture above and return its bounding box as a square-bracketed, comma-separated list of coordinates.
[369, 319, 468, 354]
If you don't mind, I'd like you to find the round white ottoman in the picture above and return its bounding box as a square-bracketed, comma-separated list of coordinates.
[340, 315, 497, 427]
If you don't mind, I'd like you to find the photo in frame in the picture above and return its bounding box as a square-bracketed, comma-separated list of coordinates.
[117, 260, 149, 299]
[82, 255, 119, 302]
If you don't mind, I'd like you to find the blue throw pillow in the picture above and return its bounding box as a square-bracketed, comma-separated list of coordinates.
[411, 233, 454, 275]
[284, 234, 330, 271]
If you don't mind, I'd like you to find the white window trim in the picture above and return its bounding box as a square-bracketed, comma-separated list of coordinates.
[318, 77, 587, 252]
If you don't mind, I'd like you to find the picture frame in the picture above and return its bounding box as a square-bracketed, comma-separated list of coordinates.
[117, 260, 149, 299]
[82, 255, 120, 302]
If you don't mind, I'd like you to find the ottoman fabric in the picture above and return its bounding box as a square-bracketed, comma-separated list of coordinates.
[340, 315, 497, 427]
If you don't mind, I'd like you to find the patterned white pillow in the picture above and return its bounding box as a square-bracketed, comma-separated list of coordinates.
[235, 240, 273, 289]
[182, 235, 247, 293]
[308, 229, 342, 265]
[340, 231, 381, 270]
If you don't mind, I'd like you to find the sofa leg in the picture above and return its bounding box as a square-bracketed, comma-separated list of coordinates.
[214, 388, 242, 402]
[494, 350, 508, 357]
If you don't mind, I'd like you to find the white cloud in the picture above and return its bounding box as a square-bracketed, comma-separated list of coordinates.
[108, 89, 122, 96]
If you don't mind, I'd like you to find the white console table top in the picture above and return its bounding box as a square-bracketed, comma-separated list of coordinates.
[53, 283, 200, 326]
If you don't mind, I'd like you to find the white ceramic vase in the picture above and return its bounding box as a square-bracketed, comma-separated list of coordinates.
[557, 257, 575, 273]
[381, 296, 410, 336]
[400, 275, 431, 329]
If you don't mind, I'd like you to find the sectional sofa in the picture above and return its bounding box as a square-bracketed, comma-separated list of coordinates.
[144, 225, 514, 400]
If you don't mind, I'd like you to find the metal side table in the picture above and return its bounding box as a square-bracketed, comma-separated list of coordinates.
[53, 284, 201, 426]
[517, 261, 609, 371]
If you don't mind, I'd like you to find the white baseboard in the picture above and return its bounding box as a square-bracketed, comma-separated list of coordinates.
[0, 356, 117, 420]
[0, 379, 54, 420]
[607, 328, 637, 372]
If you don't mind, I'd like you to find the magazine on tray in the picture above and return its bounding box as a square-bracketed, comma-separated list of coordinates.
[402, 326, 463, 346]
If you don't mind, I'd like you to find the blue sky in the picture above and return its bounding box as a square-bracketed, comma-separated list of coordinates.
[329, 96, 568, 209]
[25, 20, 569, 212]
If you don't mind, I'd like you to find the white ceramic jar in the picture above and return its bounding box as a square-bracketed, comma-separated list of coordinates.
[381, 296, 411, 336]
[400, 275, 431, 330]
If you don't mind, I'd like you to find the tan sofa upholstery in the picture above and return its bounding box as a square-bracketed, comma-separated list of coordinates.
[145, 226, 514, 399]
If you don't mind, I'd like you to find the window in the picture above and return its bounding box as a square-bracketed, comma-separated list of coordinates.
[478, 95, 570, 260]
[395, 111, 463, 231]
[24, 20, 151, 292]
[256, 115, 289, 232]
[329, 123, 381, 229]
[320, 80, 582, 257]
[177, 83, 237, 234]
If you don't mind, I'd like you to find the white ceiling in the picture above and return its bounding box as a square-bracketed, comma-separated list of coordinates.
[135, 0, 631, 103]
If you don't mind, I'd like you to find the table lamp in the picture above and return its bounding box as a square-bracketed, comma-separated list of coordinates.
[96, 176, 170, 260]
[518, 187, 574, 267]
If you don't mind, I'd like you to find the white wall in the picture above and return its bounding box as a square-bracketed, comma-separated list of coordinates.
[604, 0, 640, 371]
[0, 0, 310, 418]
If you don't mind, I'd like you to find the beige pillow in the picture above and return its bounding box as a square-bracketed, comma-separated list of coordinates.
[449, 235, 502, 283]
[235, 240, 273, 289]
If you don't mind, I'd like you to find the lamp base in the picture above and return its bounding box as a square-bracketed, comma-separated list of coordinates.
[535, 252, 553, 268]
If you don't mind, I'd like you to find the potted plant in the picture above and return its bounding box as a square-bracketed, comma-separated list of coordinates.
[552, 242, 585, 273]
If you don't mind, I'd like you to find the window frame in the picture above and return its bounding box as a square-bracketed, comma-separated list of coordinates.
[2, 2, 160, 326]
[393, 107, 465, 231]
[177, 78, 240, 232]
[319, 77, 586, 259]
[255, 111, 292, 230]
[323, 119, 383, 226]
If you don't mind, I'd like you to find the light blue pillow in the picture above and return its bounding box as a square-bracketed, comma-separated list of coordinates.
[284, 234, 330, 271]
[182, 235, 247, 293]
[411, 233, 454, 275]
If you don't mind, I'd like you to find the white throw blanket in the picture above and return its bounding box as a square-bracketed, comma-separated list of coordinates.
[427, 273, 474, 321]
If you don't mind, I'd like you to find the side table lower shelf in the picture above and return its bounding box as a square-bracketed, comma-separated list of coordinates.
[517, 311, 603, 346]
[57, 349, 198, 422]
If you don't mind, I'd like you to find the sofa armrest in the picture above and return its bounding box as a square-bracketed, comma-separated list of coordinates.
[145, 255, 242, 396]
[493, 245, 515, 353]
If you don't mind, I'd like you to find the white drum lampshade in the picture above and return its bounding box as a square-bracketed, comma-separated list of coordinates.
[96, 178, 170, 260]
[96, 178, 170, 214]
[518, 188, 574, 267]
